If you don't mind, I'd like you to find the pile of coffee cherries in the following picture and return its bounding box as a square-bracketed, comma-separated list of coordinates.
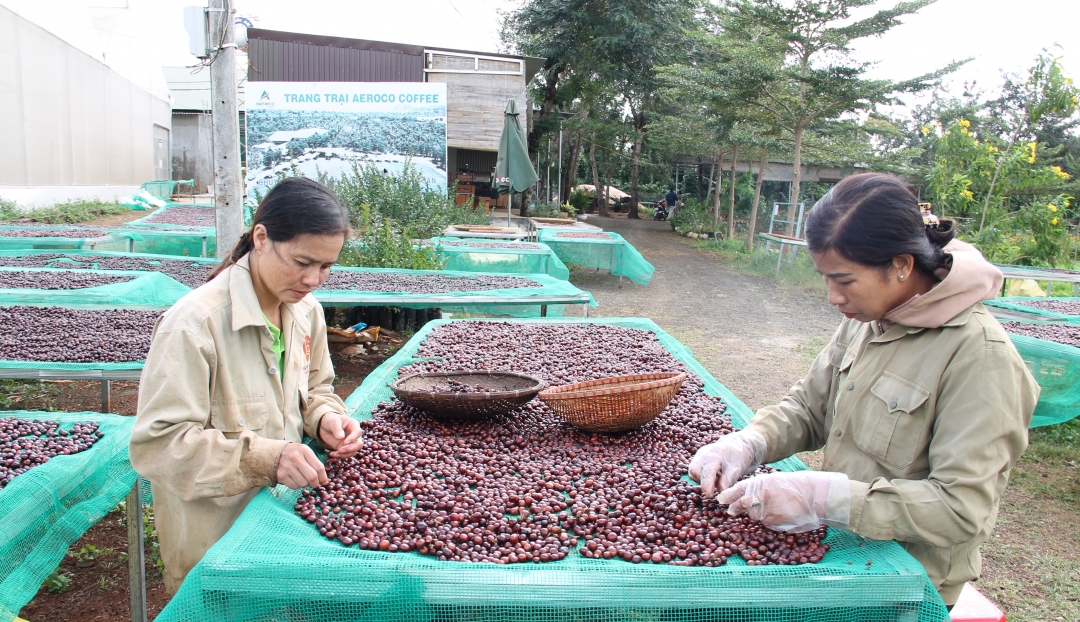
[435, 379, 494, 393]
[0, 417, 103, 488]
[0, 228, 109, 239]
[438, 241, 543, 250]
[1000, 321, 1080, 348]
[0, 270, 132, 290]
[143, 206, 216, 227]
[0, 254, 213, 288]
[1010, 299, 1080, 316]
[553, 232, 613, 240]
[296, 322, 829, 566]
[0, 306, 161, 362]
[318, 272, 539, 294]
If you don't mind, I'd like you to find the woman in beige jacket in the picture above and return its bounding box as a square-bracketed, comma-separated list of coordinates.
[130, 177, 363, 593]
[689, 173, 1039, 606]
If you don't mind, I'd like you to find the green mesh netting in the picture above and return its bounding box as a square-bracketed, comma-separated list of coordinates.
[124, 202, 216, 231]
[315, 267, 596, 318]
[158, 318, 947, 622]
[537, 230, 655, 286]
[115, 228, 215, 257]
[0, 411, 136, 622]
[0, 267, 190, 309]
[986, 297, 1080, 324]
[1008, 333, 1080, 427]
[0, 226, 131, 252]
[430, 237, 571, 281]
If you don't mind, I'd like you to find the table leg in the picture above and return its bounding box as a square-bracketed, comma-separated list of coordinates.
[126, 481, 147, 622]
[1047, 281, 1052, 297]
[1073, 283, 1078, 297]
[776, 243, 784, 278]
[100, 379, 110, 413]
[127, 238, 135, 253]
[202, 237, 208, 258]
[540, 305, 548, 318]
[582, 304, 589, 318]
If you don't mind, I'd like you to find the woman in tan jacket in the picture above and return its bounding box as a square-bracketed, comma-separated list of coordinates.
[130, 177, 363, 593]
[689, 173, 1039, 606]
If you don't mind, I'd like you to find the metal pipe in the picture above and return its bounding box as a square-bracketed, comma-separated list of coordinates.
[127, 480, 147, 622]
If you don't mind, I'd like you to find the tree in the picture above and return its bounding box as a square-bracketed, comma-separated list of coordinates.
[710, 0, 959, 234]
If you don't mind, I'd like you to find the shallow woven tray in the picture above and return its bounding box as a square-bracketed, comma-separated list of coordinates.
[537, 372, 686, 432]
[530, 217, 577, 225]
[390, 371, 545, 420]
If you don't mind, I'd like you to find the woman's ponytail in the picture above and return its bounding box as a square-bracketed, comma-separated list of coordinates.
[205, 177, 349, 283]
[207, 230, 255, 280]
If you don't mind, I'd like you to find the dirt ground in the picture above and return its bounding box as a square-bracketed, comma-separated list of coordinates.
[6, 212, 1079, 620]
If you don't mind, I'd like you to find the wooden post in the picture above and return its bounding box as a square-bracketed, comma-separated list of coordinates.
[126, 481, 147, 622]
[209, 0, 243, 258]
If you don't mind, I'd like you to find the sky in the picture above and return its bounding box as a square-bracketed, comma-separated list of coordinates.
[12, 0, 1080, 115]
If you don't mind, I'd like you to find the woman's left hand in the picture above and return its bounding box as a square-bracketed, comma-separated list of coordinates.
[718, 471, 851, 533]
[318, 413, 364, 459]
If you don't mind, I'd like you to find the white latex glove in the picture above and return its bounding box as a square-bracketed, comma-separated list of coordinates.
[688, 430, 768, 498]
[718, 471, 851, 533]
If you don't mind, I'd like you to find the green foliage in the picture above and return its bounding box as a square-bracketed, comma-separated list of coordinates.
[670, 197, 715, 233]
[336, 205, 445, 271]
[0, 199, 129, 224]
[324, 161, 488, 239]
[567, 189, 590, 215]
[72, 544, 111, 564]
[43, 570, 72, 594]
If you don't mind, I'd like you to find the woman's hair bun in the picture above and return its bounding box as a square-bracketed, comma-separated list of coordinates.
[926, 219, 955, 248]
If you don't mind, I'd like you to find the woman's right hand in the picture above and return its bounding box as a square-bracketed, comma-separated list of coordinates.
[688, 429, 768, 498]
[276, 443, 328, 489]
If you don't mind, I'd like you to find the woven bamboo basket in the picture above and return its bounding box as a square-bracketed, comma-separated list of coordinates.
[537, 372, 686, 432]
[390, 371, 545, 420]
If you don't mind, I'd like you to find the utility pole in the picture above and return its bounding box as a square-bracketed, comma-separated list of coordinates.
[208, 0, 243, 258]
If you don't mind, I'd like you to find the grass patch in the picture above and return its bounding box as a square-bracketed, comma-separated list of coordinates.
[689, 236, 826, 292]
[0, 199, 130, 224]
[0, 379, 64, 411]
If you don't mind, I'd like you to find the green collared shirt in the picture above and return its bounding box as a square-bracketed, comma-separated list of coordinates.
[263, 314, 285, 371]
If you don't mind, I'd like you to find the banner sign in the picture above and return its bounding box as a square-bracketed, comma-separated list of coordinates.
[245, 82, 447, 203]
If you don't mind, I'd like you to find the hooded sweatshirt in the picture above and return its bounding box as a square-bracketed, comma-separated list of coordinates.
[880, 240, 1004, 331]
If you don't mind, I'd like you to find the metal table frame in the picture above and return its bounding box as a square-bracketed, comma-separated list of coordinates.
[434, 244, 556, 277]
[0, 366, 148, 621]
[544, 234, 627, 283]
[995, 265, 1080, 297]
[314, 293, 593, 317]
[756, 232, 809, 277]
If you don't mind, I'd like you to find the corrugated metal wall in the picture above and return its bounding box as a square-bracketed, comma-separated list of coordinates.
[247, 36, 424, 83]
[0, 4, 171, 188]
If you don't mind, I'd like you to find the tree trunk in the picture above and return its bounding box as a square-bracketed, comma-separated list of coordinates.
[696, 159, 704, 203]
[588, 140, 602, 215]
[600, 146, 616, 218]
[519, 186, 532, 218]
[563, 129, 583, 204]
[712, 155, 723, 230]
[704, 159, 718, 208]
[747, 146, 768, 253]
[787, 121, 805, 237]
[628, 111, 646, 219]
[727, 143, 739, 240]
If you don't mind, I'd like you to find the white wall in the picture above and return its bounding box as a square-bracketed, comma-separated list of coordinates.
[0, 3, 171, 202]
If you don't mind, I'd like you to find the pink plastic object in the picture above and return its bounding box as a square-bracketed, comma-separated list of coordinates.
[949, 583, 1006, 622]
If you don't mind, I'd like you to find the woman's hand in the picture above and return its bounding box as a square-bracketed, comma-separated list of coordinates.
[688, 430, 768, 497]
[318, 412, 364, 459]
[718, 471, 850, 533]
[276, 443, 328, 489]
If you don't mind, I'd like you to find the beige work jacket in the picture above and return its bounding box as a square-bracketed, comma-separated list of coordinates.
[129, 254, 346, 593]
[744, 303, 1038, 605]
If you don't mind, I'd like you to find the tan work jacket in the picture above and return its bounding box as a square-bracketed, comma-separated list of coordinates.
[744, 303, 1038, 605]
[129, 254, 346, 593]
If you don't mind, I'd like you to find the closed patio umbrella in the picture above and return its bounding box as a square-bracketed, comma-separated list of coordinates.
[494, 99, 539, 225]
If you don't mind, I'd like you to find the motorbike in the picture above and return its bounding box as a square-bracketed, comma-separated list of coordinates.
[653, 200, 671, 221]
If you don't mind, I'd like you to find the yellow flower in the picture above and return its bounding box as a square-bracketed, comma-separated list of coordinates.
[986, 145, 999, 153]
[959, 119, 971, 128]
[1052, 217, 1059, 225]
[1048, 204, 1058, 212]
[1067, 77, 1074, 85]
[921, 126, 930, 135]
[1052, 165, 1070, 179]
[1027, 142, 1037, 163]
[960, 189, 974, 199]
[960, 127, 970, 135]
